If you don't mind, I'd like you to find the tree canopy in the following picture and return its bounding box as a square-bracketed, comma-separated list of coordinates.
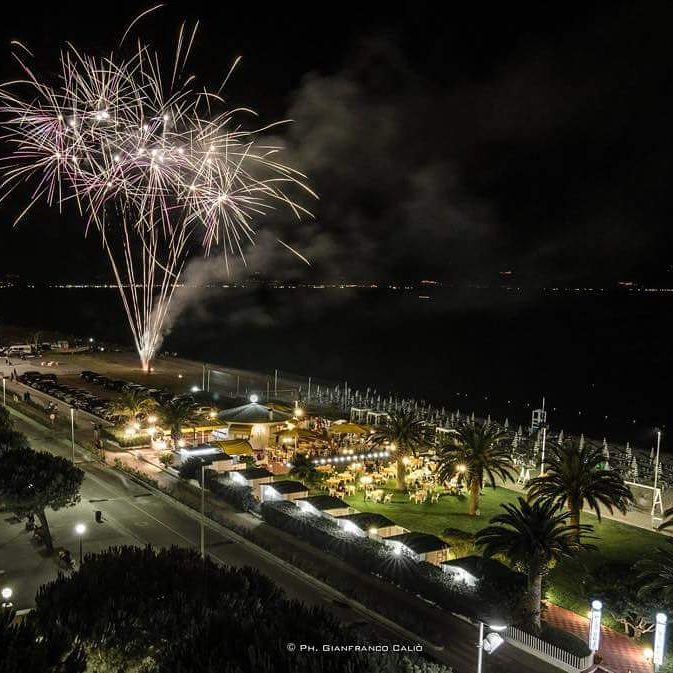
[0, 407, 29, 453]
[476, 497, 592, 628]
[0, 447, 83, 552]
[528, 437, 633, 532]
[30, 545, 451, 673]
[369, 410, 428, 490]
[436, 421, 514, 515]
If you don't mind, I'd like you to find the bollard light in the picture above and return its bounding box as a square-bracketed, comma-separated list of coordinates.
[654, 612, 667, 669]
[589, 600, 602, 652]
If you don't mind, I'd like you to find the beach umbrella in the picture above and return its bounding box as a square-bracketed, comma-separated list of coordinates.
[504, 418, 509, 430]
[558, 429, 564, 444]
[328, 422, 369, 435]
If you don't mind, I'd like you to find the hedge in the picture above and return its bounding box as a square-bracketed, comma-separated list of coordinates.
[261, 500, 521, 623]
[206, 470, 261, 514]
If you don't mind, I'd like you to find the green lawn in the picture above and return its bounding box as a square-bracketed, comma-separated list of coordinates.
[343, 485, 666, 617]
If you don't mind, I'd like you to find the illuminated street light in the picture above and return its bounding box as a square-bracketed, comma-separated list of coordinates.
[250, 394, 259, 403]
[75, 523, 86, 564]
[1, 586, 13, 608]
[654, 612, 667, 671]
[477, 620, 508, 673]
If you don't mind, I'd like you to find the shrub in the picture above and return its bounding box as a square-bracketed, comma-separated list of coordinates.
[158, 451, 174, 468]
[206, 472, 261, 514]
[261, 500, 509, 622]
[178, 457, 202, 481]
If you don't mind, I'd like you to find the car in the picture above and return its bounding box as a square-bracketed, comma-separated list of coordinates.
[17, 371, 40, 383]
[105, 379, 126, 391]
[80, 371, 97, 381]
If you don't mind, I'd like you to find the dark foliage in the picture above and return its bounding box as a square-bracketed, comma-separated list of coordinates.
[0, 607, 85, 673]
[31, 545, 449, 673]
[206, 470, 261, 514]
[261, 501, 523, 623]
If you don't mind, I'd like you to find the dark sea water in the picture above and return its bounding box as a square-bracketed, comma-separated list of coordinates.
[1, 285, 671, 449]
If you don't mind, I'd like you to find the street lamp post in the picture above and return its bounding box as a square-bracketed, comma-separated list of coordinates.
[477, 621, 507, 673]
[540, 425, 547, 475]
[75, 523, 86, 564]
[70, 407, 76, 463]
[652, 429, 662, 517]
[1, 587, 13, 609]
[201, 462, 206, 559]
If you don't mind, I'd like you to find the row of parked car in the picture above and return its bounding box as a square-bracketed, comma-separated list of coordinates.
[80, 370, 175, 405]
[18, 371, 113, 419]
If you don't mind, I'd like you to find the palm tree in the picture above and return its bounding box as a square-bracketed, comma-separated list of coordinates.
[436, 420, 514, 515]
[107, 390, 156, 423]
[476, 497, 593, 629]
[637, 540, 673, 604]
[369, 410, 427, 491]
[528, 437, 634, 535]
[160, 398, 198, 445]
[288, 453, 322, 486]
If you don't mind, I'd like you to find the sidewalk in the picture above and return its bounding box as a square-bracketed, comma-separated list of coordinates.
[545, 602, 650, 673]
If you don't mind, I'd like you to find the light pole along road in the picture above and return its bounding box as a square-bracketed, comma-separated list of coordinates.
[2, 407, 563, 673]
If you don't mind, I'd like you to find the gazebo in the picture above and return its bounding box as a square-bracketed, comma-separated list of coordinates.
[217, 400, 293, 450]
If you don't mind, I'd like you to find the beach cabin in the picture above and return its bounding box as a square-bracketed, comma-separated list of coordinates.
[296, 495, 352, 518]
[178, 444, 236, 473]
[217, 401, 293, 451]
[384, 532, 451, 565]
[226, 466, 274, 496]
[336, 512, 408, 539]
[260, 480, 309, 502]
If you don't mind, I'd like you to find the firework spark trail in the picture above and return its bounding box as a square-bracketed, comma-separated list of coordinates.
[0, 20, 314, 371]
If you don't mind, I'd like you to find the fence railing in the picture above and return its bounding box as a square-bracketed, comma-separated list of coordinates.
[505, 625, 594, 672]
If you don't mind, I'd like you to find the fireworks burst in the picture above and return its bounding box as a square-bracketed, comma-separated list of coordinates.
[0, 14, 314, 371]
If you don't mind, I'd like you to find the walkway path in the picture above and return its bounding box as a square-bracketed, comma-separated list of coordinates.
[544, 602, 650, 673]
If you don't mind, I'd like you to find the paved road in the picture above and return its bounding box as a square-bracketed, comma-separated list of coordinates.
[0, 407, 564, 673]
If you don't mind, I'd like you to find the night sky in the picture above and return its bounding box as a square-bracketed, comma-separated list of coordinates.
[0, 1, 672, 284]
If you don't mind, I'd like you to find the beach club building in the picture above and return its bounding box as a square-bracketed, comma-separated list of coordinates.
[384, 532, 452, 566]
[217, 400, 293, 451]
[260, 480, 310, 502]
[296, 495, 352, 518]
[178, 444, 244, 473]
[336, 512, 408, 539]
